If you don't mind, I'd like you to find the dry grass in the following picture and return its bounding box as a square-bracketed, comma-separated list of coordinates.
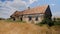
[0, 20, 60, 34]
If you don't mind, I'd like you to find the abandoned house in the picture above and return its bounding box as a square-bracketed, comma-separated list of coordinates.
[10, 5, 52, 23]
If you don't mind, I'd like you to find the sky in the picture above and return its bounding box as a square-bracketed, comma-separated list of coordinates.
[0, 0, 60, 19]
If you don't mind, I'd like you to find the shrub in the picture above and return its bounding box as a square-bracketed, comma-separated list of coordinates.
[54, 22, 60, 25]
[0, 18, 5, 20]
[37, 18, 54, 27]
[53, 18, 60, 25]
[37, 17, 60, 26]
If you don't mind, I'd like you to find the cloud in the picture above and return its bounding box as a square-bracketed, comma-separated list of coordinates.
[26, 0, 38, 7]
[0, 0, 38, 18]
[29, 0, 37, 4]
[50, 4, 56, 6]
[0, 0, 38, 10]
[6, 0, 27, 10]
[0, 0, 27, 18]
[0, 6, 12, 18]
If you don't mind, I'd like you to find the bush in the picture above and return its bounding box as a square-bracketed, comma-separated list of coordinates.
[54, 21, 60, 25]
[37, 18, 54, 27]
[0, 18, 5, 20]
[52, 21, 60, 26]
[37, 17, 60, 26]
[53, 18, 60, 25]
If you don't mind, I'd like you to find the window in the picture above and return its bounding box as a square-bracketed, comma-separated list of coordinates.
[28, 16, 32, 21]
[35, 16, 38, 21]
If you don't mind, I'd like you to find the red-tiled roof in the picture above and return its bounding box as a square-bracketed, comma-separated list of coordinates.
[11, 5, 49, 17]
[23, 5, 48, 14]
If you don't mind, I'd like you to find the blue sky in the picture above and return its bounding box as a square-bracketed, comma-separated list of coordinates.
[0, 0, 60, 18]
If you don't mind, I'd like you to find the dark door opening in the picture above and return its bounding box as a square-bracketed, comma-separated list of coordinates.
[20, 17, 22, 21]
[13, 17, 15, 21]
[28, 16, 32, 21]
[35, 16, 38, 21]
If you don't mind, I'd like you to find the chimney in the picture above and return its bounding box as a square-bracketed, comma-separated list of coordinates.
[28, 7, 30, 10]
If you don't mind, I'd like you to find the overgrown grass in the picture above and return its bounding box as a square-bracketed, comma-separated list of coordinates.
[5, 19, 26, 23]
[53, 18, 60, 26]
[36, 18, 60, 27]
[54, 21, 60, 25]
[36, 20, 60, 27]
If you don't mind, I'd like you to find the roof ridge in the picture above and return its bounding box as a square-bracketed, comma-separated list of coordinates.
[11, 5, 50, 16]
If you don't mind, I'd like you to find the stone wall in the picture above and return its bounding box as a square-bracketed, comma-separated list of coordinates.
[22, 14, 44, 24]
